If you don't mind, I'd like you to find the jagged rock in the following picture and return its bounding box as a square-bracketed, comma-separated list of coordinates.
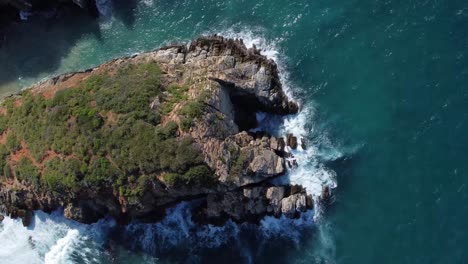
[196, 185, 311, 224]
[301, 138, 307, 150]
[266, 186, 285, 215]
[277, 137, 286, 152]
[280, 193, 310, 217]
[281, 194, 298, 216]
[0, 214, 4, 223]
[321, 186, 331, 203]
[287, 133, 298, 149]
[270, 137, 278, 150]
[0, 36, 309, 225]
[13, 209, 32, 227]
[290, 184, 304, 195]
[295, 194, 307, 212]
[306, 195, 314, 208]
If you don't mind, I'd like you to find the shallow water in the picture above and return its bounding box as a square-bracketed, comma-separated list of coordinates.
[1, 0, 468, 263]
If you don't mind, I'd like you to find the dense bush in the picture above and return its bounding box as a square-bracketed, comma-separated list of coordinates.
[6, 133, 21, 152]
[15, 157, 40, 187]
[0, 61, 212, 197]
[42, 158, 82, 192]
[163, 165, 214, 186]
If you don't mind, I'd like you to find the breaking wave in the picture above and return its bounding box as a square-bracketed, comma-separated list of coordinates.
[217, 28, 340, 218]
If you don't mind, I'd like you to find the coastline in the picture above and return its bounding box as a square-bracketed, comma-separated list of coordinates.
[0, 36, 330, 227]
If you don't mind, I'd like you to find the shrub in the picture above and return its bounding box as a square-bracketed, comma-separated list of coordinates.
[180, 118, 192, 132]
[230, 149, 249, 179]
[0, 145, 10, 171]
[6, 134, 21, 152]
[0, 61, 211, 197]
[183, 165, 213, 185]
[15, 157, 40, 186]
[3, 164, 11, 179]
[42, 158, 81, 193]
[0, 116, 8, 134]
[180, 101, 204, 119]
[163, 173, 181, 186]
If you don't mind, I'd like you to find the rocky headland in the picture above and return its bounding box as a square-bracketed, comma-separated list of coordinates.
[0, 36, 318, 227]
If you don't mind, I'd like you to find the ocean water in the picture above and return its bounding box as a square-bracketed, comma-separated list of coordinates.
[1, 0, 468, 263]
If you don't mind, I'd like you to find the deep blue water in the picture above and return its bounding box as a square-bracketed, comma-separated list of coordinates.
[1, 0, 468, 263]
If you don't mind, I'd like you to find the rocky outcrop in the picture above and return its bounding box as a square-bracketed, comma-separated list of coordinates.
[0, 36, 313, 226]
[193, 185, 312, 225]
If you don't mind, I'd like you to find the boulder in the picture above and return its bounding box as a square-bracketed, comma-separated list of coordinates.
[321, 186, 331, 203]
[301, 138, 307, 150]
[287, 133, 298, 149]
[277, 137, 286, 152]
[266, 186, 285, 215]
[281, 194, 298, 216]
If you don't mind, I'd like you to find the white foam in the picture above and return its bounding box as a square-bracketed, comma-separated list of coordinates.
[216, 29, 340, 219]
[0, 211, 113, 264]
[44, 229, 79, 264]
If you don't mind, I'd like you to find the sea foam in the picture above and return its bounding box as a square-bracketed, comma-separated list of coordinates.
[218, 29, 340, 219]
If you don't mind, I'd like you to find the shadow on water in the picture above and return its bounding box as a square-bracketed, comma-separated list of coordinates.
[105, 216, 318, 264]
[112, 0, 138, 28]
[0, 1, 140, 95]
[0, 10, 101, 93]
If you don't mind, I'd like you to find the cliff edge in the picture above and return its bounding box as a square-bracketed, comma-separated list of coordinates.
[0, 36, 313, 226]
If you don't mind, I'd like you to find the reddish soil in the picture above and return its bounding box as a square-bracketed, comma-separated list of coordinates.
[10, 141, 61, 170]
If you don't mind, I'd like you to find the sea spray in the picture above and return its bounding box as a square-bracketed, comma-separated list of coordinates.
[218, 29, 340, 219]
[0, 211, 114, 264]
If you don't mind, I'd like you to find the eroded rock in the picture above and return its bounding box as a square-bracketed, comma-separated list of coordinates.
[0, 36, 311, 225]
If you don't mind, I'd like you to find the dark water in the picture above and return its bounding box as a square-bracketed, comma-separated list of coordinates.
[1, 0, 468, 263]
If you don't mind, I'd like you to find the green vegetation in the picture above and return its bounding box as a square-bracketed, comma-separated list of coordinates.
[42, 158, 82, 192]
[6, 133, 20, 152]
[15, 157, 40, 186]
[162, 84, 188, 114]
[0, 61, 213, 198]
[177, 90, 209, 132]
[229, 148, 249, 180]
[163, 164, 214, 187]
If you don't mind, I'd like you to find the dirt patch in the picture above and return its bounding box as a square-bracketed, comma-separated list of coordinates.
[103, 111, 119, 126]
[10, 142, 60, 169]
[41, 150, 60, 165]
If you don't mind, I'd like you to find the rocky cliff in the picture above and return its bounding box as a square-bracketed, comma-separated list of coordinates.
[0, 36, 313, 227]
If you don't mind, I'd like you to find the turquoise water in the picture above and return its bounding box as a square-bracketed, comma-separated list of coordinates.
[1, 0, 468, 263]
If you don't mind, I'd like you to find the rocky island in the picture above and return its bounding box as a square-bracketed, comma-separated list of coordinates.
[0, 36, 315, 227]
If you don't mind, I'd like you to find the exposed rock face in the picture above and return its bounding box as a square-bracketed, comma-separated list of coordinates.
[194, 184, 311, 225]
[0, 36, 312, 226]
